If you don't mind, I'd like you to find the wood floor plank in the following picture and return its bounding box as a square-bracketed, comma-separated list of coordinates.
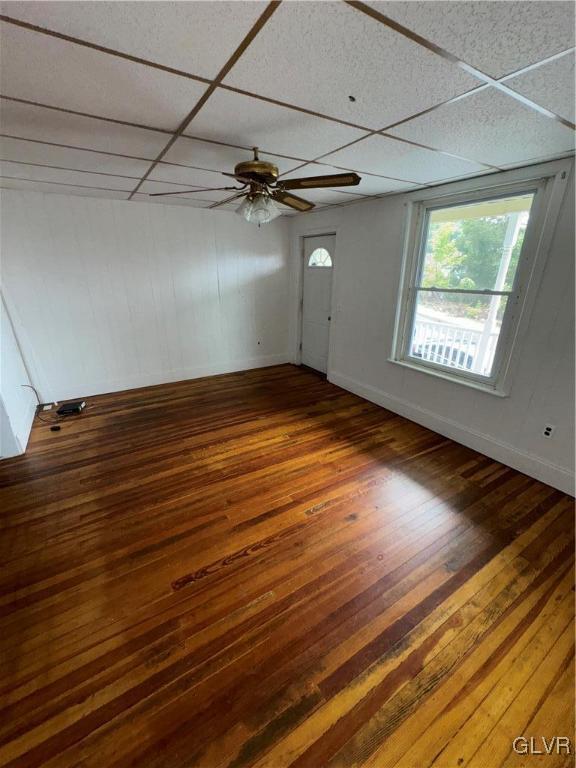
[0, 364, 573, 768]
[390, 569, 574, 768]
[250, 501, 571, 768]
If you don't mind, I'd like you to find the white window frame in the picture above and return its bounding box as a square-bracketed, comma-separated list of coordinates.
[391, 160, 571, 396]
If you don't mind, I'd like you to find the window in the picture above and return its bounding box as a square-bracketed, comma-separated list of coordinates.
[393, 169, 567, 394]
[308, 247, 332, 267]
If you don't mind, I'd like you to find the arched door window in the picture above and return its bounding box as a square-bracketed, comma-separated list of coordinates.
[308, 247, 332, 267]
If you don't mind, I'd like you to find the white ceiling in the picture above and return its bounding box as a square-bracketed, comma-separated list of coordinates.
[388, 87, 576, 168]
[185, 88, 367, 160]
[0, 23, 210, 130]
[505, 53, 575, 124]
[224, 1, 479, 128]
[321, 134, 488, 183]
[0, 0, 574, 214]
[367, 1, 576, 79]
[1, 1, 267, 80]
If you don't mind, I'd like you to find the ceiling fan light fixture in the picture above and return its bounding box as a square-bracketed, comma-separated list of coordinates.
[236, 193, 281, 225]
[151, 146, 359, 217]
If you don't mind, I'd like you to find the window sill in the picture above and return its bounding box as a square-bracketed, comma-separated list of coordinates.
[388, 357, 510, 397]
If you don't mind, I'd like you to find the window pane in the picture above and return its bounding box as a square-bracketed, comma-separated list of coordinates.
[308, 248, 332, 267]
[409, 290, 509, 377]
[419, 193, 534, 292]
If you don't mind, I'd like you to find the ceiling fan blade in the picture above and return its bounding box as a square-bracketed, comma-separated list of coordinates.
[149, 186, 243, 197]
[272, 190, 315, 212]
[208, 191, 248, 209]
[279, 172, 361, 190]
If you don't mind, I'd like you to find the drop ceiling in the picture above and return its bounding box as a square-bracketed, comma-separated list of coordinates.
[0, 0, 574, 214]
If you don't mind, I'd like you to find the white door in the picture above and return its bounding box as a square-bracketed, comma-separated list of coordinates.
[301, 234, 335, 373]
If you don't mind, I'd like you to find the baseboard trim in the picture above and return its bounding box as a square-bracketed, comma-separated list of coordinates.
[52, 354, 291, 401]
[329, 370, 575, 496]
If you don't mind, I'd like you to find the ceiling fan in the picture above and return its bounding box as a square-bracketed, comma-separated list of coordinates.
[149, 147, 361, 224]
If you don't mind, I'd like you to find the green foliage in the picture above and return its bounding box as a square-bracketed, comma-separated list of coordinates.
[419, 214, 526, 319]
[421, 223, 464, 288]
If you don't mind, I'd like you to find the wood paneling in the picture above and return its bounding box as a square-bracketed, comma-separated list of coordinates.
[0, 191, 290, 403]
[0, 364, 573, 767]
[0, 295, 36, 457]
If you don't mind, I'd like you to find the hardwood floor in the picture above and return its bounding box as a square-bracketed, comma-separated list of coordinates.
[0, 364, 573, 768]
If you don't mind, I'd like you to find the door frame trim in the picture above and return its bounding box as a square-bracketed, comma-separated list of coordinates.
[297, 232, 337, 373]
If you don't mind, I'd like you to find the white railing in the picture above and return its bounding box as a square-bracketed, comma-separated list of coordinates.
[411, 319, 499, 376]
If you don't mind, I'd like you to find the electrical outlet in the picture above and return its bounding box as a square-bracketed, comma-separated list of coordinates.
[38, 402, 58, 412]
[543, 425, 556, 438]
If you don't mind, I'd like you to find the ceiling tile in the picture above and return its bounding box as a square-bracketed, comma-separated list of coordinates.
[0, 136, 152, 177]
[1, 1, 267, 80]
[223, 1, 480, 130]
[0, 99, 169, 157]
[321, 135, 486, 184]
[0, 161, 136, 190]
[388, 88, 576, 167]
[367, 1, 575, 79]
[0, 22, 208, 129]
[139, 179, 240, 203]
[505, 53, 575, 123]
[280, 163, 417, 195]
[184, 89, 367, 160]
[0, 177, 130, 199]
[161, 136, 303, 176]
[346, 174, 416, 196]
[147, 165, 230, 188]
[131, 192, 213, 209]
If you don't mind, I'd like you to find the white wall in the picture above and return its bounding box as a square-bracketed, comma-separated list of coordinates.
[0, 293, 36, 457]
[0, 191, 291, 402]
[290, 160, 575, 495]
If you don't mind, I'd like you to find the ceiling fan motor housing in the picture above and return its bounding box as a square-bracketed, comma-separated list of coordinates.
[234, 159, 279, 185]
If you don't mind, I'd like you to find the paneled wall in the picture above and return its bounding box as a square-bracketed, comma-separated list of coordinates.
[1, 191, 291, 402]
[0, 294, 36, 457]
[289, 160, 575, 494]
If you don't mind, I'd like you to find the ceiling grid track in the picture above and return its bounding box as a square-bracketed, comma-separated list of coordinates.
[0, 13, 212, 86]
[346, 0, 576, 131]
[0, 0, 573, 208]
[127, 0, 282, 199]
